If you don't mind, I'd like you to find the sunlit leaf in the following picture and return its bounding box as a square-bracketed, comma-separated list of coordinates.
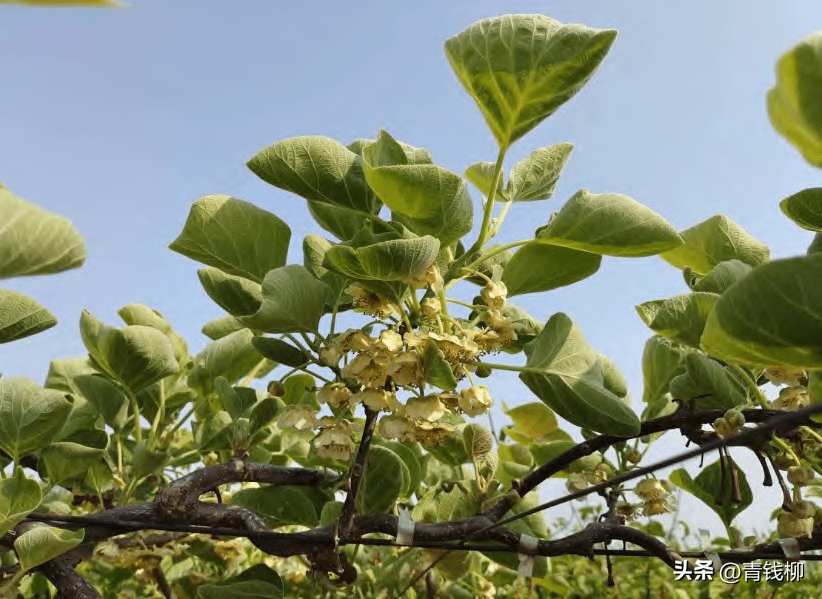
[0, 184, 85, 279]
[700, 254, 822, 367]
[0, 378, 72, 460]
[767, 31, 822, 168]
[636, 292, 718, 349]
[0, 288, 56, 343]
[780, 188, 822, 232]
[507, 143, 573, 202]
[536, 190, 681, 257]
[0, 469, 42, 538]
[660, 215, 770, 276]
[169, 195, 290, 283]
[15, 526, 84, 573]
[239, 265, 329, 334]
[669, 353, 748, 410]
[198, 267, 263, 318]
[445, 14, 616, 149]
[502, 242, 601, 297]
[669, 458, 753, 528]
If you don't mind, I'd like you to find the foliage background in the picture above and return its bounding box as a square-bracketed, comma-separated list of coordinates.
[1, 0, 821, 539]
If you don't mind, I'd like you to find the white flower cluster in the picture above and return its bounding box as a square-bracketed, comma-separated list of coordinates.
[765, 366, 809, 410]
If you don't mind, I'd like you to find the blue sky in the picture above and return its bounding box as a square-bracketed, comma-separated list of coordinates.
[2, 1, 822, 536]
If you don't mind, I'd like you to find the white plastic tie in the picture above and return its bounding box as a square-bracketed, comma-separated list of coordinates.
[699, 528, 722, 572]
[396, 507, 415, 546]
[517, 534, 539, 577]
[778, 537, 801, 561]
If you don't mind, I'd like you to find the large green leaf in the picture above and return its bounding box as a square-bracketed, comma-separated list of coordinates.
[767, 32, 822, 168]
[45, 358, 129, 431]
[247, 136, 378, 213]
[519, 313, 640, 436]
[422, 340, 458, 391]
[188, 329, 263, 396]
[169, 195, 291, 284]
[117, 303, 188, 365]
[700, 254, 822, 367]
[640, 336, 691, 405]
[198, 564, 284, 599]
[660, 215, 770, 276]
[689, 260, 753, 294]
[669, 458, 753, 529]
[445, 15, 616, 150]
[536, 190, 681, 257]
[239, 265, 329, 334]
[358, 445, 405, 515]
[504, 402, 557, 440]
[198, 267, 262, 318]
[361, 154, 473, 246]
[502, 242, 601, 297]
[14, 526, 84, 573]
[202, 315, 244, 340]
[40, 428, 109, 485]
[348, 135, 433, 165]
[251, 337, 309, 369]
[780, 188, 822, 232]
[0, 378, 73, 460]
[669, 352, 748, 410]
[80, 311, 179, 393]
[507, 143, 573, 202]
[0, 288, 56, 343]
[324, 236, 440, 282]
[635, 292, 718, 349]
[306, 200, 386, 242]
[0, 469, 42, 538]
[230, 486, 321, 527]
[0, 184, 86, 279]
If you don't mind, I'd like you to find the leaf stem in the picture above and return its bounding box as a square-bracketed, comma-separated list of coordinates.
[470, 146, 507, 255]
[125, 387, 142, 444]
[148, 379, 166, 451]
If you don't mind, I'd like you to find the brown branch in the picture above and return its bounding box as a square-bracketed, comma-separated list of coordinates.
[337, 407, 379, 539]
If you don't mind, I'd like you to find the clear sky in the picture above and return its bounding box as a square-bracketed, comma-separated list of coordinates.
[2, 1, 822, 538]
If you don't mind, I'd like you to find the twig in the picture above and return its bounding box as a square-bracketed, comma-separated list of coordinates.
[337, 408, 379, 539]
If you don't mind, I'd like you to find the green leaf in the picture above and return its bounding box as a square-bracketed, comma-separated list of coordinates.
[214, 377, 258, 421]
[504, 402, 557, 440]
[502, 242, 601, 297]
[198, 564, 284, 599]
[496, 302, 543, 354]
[325, 236, 440, 282]
[202, 315, 244, 340]
[251, 337, 309, 368]
[767, 32, 822, 168]
[636, 292, 718, 349]
[361, 156, 473, 246]
[40, 428, 108, 485]
[247, 136, 378, 213]
[690, 260, 753, 294]
[14, 526, 84, 573]
[507, 143, 573, 202]
[358, 445, 405, 514]
[0, 288, 57, 343]
[422, 340, 458, 391]
[660, 215, 770, 276]
[780, 188, 822, 231]
[809, 232, 822, 255]
[598, 353, 629, 400]
[45, 358, 129, 431]
[80, 311, 179, 393]
[640, 336, 691, 405]
[700, 254, 822, 367]
[230, 486, 320, 527]
[198, 267, 263, 318]
[239, 265, 329, 334]
[669, 458, 753, 528]
[373, 440, 423, 500]
[0, 378, 73, 460]
[349, 135, 433, 165]
[169, 195, 291, 283]
[188, 329, 263, 396]
[445, 15, 616, 150]
[536, 190, 681, 257]
[0, 184, 86, 279]
[0, 469, 42, 538]
[519, 313, 640, 436]
[464, 161, 506, 200]
[280, 374, 319, 409]
[117, 303, 188, 365]
[306, 200, 383, 242]
[669, 353, 748, 410]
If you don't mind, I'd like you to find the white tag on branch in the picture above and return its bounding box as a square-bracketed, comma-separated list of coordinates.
[778, 537, 801, 561]
[517, 534, 539, 577]
[699, 528, 722, 571]
[396, 507, 415, 546]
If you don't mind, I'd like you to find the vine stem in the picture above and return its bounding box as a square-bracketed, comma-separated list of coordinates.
[470, 146, 507, 254]
[728, 363, 769, 408]
[337, 408, 379, 540]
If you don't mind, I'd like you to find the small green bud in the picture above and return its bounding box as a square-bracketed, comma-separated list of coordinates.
[267, 381, 285, 397]
[475, 364, 492, 378]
